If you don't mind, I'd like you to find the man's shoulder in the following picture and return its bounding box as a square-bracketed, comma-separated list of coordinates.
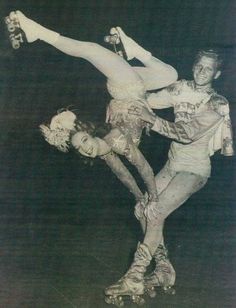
[210, 93, 229, 104]
[208, 93, 229, 116]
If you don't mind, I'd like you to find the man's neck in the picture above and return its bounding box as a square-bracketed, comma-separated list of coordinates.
[192, 81, 213, 92]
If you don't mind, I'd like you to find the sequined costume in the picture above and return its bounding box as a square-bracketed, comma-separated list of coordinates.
[106, 79, 149, 145]
[103, 78, 159, 204]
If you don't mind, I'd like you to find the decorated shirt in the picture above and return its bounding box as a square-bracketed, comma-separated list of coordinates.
[147, 80, 233, 177]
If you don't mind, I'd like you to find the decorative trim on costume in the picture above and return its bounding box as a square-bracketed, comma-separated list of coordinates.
[40, 124, 71, 153]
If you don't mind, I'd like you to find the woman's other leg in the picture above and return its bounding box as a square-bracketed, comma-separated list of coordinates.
[112, 27, 178, 90]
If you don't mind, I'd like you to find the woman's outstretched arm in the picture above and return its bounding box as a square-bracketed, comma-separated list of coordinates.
[101, 151, 144, 202]
[104, 128, 158, 203]
[124, 143, 158, 203]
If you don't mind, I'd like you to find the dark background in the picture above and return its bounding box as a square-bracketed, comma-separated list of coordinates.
[0, 1, 235, 307]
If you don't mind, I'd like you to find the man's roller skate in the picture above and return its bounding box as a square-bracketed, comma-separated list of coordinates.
[4, 11, 25, 49]
[104, 243, 152, 306]
[145, 244, 176, 298]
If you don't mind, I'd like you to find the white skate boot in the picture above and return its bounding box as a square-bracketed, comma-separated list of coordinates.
[145, 244, 176, 298]
[5, 10, 59, 49]
[5, 11, 25, 49]
[104, 27, 151, 62]
[104, 27, 128, 59]
[104, 243, 152, 306]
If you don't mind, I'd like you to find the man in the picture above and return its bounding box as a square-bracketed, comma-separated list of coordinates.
[105, 49, 234, 305]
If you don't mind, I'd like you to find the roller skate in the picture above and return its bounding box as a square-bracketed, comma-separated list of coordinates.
[5, 10, 59, 49]
[104, 243, 152, 306]
[145, 244, 176, 298]
[104, 27, 151, 62]
[4, 11, 25, 49]
[104, 27, 128, 59]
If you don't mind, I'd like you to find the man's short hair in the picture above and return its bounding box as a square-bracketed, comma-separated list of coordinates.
[194, 49, 223, 70]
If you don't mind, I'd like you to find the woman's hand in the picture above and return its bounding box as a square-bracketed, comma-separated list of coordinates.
[128, 104, 156, 125]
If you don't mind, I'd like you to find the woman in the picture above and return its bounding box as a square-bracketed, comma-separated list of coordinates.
[7, 10, 178, 306]
[40, 109, 157, 216]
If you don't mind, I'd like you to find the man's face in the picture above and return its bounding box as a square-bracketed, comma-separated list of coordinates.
[193, 56, 221, 86]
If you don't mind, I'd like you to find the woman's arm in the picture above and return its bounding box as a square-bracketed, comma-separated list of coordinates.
[104, 128, 158, 202]
[124, 142, 158, 202]
[101, 151, 144, 202]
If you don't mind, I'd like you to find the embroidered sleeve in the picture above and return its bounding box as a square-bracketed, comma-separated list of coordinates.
[102, 152, 144, 202]
[152, 110, 223, 143]
[207, 94, 230, 116]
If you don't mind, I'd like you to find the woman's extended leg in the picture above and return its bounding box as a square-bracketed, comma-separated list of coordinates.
[11, 11, 142, 86]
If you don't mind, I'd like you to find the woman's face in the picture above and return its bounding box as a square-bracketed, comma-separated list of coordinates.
[71, 132, 99, 158]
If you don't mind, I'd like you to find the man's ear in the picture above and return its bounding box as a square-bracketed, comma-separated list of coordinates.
[214, 70, 221, 80]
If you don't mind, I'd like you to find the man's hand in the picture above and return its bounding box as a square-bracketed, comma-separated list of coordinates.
[128, 104, 156, 125]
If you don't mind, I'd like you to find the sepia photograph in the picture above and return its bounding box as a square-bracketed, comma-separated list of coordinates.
[0, 1, 235, 307]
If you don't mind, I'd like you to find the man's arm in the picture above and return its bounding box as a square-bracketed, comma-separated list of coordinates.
[151, 111, 223, 143]
[129, 105, 224, 144]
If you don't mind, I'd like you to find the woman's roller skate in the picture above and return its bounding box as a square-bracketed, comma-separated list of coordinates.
[104, 27, 128, 59]
[5, 10, 59, 49]
[104, 26, 151, 62]
[104, 243, 152, 306]
[145, 244, 176, 298]
[4, 11, 25, 49]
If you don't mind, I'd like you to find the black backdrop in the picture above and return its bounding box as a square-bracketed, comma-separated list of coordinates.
[0, 0, 235, 220]
[0, 2, 235, 306]
[0, 2, 235, 226]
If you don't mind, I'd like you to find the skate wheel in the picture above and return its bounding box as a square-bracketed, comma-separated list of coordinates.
[7, 23, 16, 32]
[104, 34, 119, 45]
[146, 287, 157, 298]
[163, 286, 176, 295]
[131, 295, 145, 306]
[9, 34, 20, 49]
[9, 32, 24, 49]
[5, 16, 11, 24]
[11, 39, 20, 49]
[104, 35, 111, 43]
[105, 295, 124, 307]
[117, 51, 124, 57]
[9, 11, 18, 21]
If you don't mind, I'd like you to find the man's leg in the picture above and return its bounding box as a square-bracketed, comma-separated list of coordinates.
[104, 167, 175, 303]
[143, 171, 207, 293]
[105, 171, 207, 301]
[144, 171, 207, 253]
[134, 164, 173, 234]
